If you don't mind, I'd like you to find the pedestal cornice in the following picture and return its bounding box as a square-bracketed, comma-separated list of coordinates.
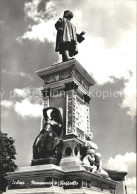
[36, 59, 96, 91]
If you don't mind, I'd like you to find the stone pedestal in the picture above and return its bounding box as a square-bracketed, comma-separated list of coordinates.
[37, 59, 95, 138]
[4, 59, 120, 193]
[4, 164, 117, 194]
[60, 134, 85, 171]
[32, 59, 95, 166]
[31, 157, 58, 166]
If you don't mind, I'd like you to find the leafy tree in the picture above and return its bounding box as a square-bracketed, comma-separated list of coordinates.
[0, 131, 17, 193]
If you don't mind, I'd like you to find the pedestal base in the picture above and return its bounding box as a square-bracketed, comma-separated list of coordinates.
[4, 188, 114, 194]
[60, 156, 85, 172]
[31, 157, 58, 166]
[4, 187, 64, 194]
[4, 164, 117, 194]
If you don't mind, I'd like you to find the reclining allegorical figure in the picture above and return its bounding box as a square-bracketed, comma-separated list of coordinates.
[33, 107, 63, 162]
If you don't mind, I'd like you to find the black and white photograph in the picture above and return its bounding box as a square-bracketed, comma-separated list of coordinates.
[0, 0, 136, 194]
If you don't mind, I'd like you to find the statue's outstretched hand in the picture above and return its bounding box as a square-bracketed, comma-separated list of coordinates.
[77, 31, 86, 43]
[80, 31, 86, 36]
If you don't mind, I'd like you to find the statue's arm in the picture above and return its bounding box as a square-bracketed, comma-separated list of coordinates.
[99, 160, 102, 169]
[88, 155, 94, 164]
[55, 18, 63, 32]
[77, 31, 86, 43]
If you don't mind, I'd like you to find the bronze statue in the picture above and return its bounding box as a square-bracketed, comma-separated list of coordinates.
[55, 10, 85, 62]
[33, 107, 63, 161]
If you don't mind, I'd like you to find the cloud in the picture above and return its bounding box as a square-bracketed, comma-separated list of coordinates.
[17, 72, 33, 79]
[121, 73, 136, 117]
[126, 177, 136, 194]
[104, 152, 136, 172]
[76, 31, 136, 117]
[1, 100, 13, 108]
[13, 88, 42, 99]
[24, 0, 41, 22]
[1, 69, 33, 80]
[14, 98, 43, 118]
[22, 0, 136, 45]
[1, 88, 43, 118]
[22, 20, 56, 43]
[104, 152, 136, 194]
[24, 0, 58, 23]
[22, 0, 59, 43]
[14, 88, 30, 98]
[13, 88, 43, 118]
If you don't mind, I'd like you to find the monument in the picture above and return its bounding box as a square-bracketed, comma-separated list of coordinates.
[4, 10, 127, 194]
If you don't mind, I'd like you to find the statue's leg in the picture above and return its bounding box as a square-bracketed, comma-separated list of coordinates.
[62, 50, 70, 62]
[56, 140, 63, 164]
[33, 133, 43, 159]
[33, 146, 38, 159]
[45, 131, 55, 151]
[40, 131, 56, 158]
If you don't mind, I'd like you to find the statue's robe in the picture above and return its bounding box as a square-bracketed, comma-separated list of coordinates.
[55, 17, 84, 57]
[33, 124, 62, 159]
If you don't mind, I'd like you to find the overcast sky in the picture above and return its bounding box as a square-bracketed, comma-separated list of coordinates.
[0, 0, 136, 193]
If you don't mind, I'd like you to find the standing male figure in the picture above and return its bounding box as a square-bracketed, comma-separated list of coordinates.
[55, 10, 85, 62]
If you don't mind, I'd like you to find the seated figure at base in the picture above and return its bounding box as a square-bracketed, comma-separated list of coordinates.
[85, 131, 98, 150]
[92, 153, 109, 178]
[82, 149, 96, 170]
[81, 131, 98, 161]
[33, 107, 63, 161]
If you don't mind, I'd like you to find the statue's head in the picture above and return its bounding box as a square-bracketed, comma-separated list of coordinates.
[85, 132, 93, 141]
[43, 107, 63, 125]
[87, 149, 95, 155]
[63, 10, 73, 20]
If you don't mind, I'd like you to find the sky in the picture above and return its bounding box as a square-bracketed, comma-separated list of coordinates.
[0, 0, 136, 193]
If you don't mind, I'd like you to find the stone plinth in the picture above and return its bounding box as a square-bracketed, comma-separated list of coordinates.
[36, 59, 95, 93]
[31, 157, 58, 166]
[36, 59, 95, 140]
[60, 134, 85, 171]
[33, 59, 96, 167]
[4, 165, 64, 194]
[31, 59, 97, 168]
[4, 164, 117, 194]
